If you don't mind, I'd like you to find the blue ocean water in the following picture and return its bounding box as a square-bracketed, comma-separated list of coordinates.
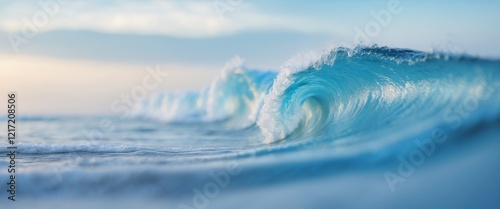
[1, 46, 500, 209]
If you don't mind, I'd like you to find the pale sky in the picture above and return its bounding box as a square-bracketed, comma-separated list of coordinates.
[0, 0, 499, 115]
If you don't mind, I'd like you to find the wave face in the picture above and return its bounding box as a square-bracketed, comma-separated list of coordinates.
[257, 47, 500, 143]
[134, 46, 500, 145]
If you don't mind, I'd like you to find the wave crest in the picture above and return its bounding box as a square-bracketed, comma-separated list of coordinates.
[132, 56, 276, 127]
[257, 47, 500, 143]
[132, 46, 500, 144]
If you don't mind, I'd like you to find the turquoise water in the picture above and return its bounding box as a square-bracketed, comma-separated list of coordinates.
[1, 46, 500, 209]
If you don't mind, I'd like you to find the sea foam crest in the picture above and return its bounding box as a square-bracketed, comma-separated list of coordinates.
[132, 56, 276, 127]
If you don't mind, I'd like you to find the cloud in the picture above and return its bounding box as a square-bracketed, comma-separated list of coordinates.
[0, 0, 333, 38]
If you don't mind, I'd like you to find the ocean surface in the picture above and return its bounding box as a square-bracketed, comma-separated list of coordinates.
[1, 46, 500, 209]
